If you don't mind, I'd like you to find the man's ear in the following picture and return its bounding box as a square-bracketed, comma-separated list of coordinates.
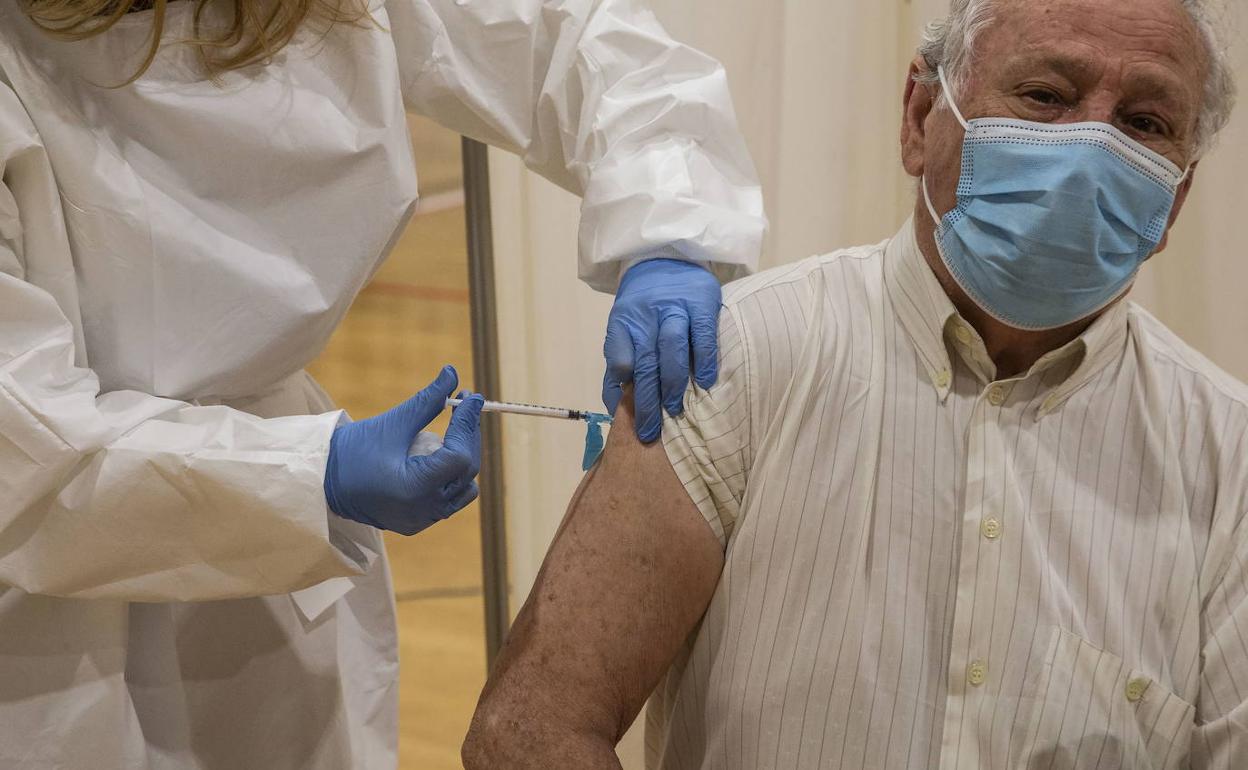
[901, 55, 938, 178]
[1155, 162, 1198, 254]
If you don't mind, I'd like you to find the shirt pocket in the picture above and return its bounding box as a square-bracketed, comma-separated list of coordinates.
[1014, 627, 1195, 770]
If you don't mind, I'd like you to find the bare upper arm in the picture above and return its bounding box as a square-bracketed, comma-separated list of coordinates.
[463, 394, 724, 767]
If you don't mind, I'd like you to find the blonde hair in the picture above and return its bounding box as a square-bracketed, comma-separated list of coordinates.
[22, 0, 370, 83]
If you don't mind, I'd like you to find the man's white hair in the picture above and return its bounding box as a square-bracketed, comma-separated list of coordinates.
[915, 0, 1238, 156]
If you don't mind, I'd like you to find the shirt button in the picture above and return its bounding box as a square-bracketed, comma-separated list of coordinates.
[987, 385, 1007, 406]
[1125, 677, 1151, 702]
[934, 370, 951, 389]
[981, 517, 1002, 540]
[967, 661, 988, 687]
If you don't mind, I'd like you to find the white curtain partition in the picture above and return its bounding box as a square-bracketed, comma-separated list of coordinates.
[487, 2, 1247, 764]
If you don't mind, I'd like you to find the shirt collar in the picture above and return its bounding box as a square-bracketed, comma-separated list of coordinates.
[883, 217, 960, 399]
[883, 217, 1129, 417]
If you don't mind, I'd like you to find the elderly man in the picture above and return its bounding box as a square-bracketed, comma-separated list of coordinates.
[463, 0, 1245, 767]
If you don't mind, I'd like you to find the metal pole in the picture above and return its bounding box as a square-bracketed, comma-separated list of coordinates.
[461, 137, 510, 668]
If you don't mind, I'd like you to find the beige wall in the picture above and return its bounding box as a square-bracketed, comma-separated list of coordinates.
[488, 2, 1247, 765]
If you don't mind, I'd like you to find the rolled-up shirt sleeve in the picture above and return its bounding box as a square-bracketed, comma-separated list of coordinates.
[385, 0, 766, 291]
[0, 86, 370, 603]
[660, 309, 751, 547]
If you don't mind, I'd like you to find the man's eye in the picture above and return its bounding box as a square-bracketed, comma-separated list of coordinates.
[1023, 89, 1063, 106]
[1128, 115, 1166, 136]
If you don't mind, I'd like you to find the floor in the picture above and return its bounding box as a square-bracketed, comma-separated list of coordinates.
[307, 116, 484, 770]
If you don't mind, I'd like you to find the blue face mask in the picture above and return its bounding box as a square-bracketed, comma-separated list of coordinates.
[922, 67, 1189, 331]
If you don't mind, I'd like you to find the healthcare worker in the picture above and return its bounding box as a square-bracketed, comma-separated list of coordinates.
[0, 0, 765, 766]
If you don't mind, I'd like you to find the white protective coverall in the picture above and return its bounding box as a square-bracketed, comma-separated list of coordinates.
[0, 0, 765, 766]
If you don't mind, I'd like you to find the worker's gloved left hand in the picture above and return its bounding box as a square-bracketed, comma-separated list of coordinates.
[603, 258, 722, 443]
[324, 366, 484, 536]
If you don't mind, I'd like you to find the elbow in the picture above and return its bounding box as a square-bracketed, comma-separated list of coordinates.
[462, 698, 518, 770]
[460, 720, 490, 769]
[460, 732, 489, 770]
[464, 698, 614, 768]
[462, 694, 621, 770]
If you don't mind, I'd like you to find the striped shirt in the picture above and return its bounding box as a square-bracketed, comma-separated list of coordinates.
[649, 218, 1248, 770]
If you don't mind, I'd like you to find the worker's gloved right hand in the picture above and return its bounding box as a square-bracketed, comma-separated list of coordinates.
[324, 366, 484, 536]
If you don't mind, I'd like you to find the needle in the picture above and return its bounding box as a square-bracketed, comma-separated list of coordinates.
[445, 397, 612, 423]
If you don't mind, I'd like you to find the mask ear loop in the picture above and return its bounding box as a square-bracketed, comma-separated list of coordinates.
[922, 175, 944, 230]
[922, 66, 972, 232]
[937, 66, 971, 130]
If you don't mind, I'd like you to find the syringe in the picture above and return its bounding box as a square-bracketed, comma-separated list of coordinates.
[445, 398, 612, 424]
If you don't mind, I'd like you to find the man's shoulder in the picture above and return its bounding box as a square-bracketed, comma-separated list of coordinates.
[722, 239, 891, 311]
[1126, 302, 1248, 415]
[717, 239, 891, 365]
[708, 238, 891, 416]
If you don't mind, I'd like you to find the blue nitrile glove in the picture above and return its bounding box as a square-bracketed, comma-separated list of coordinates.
[603, 258, 722, 443]
[324, 366, 484, 536]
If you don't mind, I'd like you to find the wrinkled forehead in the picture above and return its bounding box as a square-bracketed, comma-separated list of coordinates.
[973, 0, 1208, 110]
